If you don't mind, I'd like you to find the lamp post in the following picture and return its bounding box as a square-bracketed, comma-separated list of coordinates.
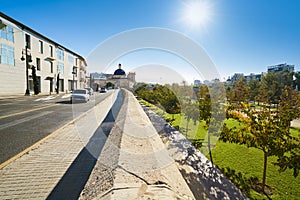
[21, 46, 32, 96]
[72, 67, 77, 91]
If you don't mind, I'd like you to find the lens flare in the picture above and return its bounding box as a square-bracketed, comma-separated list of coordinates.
[180, 0, 214, 30]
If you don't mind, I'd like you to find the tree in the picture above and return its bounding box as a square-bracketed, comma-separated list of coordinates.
[195, 83, 226, 164]
[231, 77, 249, 104]
[258, 71, 294, 107]
[274, 86, 300, 178]
[221, 88, 300, 192]
[248, 79, 260, 104]
[182, 100, 199, 137]
[106, 82, 115, 89]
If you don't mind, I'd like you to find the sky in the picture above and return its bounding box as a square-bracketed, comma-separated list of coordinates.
[1, 0, 300, 83]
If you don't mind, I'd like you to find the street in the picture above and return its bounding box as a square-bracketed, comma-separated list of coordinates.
[0, 91, 113, 164]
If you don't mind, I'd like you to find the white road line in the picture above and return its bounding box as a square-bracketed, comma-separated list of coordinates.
[0, 111, 53, 130]
[62, 94, 71, 99]
[34, 96, 57, 101]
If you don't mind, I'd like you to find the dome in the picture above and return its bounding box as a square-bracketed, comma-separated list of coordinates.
[113, 68, 126, 76]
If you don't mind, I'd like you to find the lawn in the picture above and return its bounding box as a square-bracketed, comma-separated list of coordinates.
[139, 99, 300, 200]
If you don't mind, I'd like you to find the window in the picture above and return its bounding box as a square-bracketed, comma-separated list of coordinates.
[68, 54, 74, 64]
[25, 34, 31, 49]
[36, 58, 41, 71]
[39, 40, 43, 53]
[69, 66, 73, 75]
[0, 44, 15, 66]
[57, 62, 64, 74]
[49, 45, 53, 57]
[50, 61, 53, 73]
[0, 25, 14, 43]
[56, 48, 64, 61]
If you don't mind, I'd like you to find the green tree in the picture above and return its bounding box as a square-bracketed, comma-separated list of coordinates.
[231, 77, 249, 104]
[259, 71, 293, 107]
[221, 88, 300, 192]
[182, 100, 199, 137]
[106, 82, 115, 89]
[248, 79, 260, 104]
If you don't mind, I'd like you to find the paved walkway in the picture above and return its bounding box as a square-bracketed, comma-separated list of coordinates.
[100, 90, 195, 199]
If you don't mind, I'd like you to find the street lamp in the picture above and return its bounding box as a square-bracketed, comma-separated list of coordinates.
[21, 46, 32, 96]
[72, 67, 77, 91]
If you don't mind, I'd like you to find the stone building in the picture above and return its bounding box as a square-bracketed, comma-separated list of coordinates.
[0, 12, 87, 96]
[91, 64, 136, 90]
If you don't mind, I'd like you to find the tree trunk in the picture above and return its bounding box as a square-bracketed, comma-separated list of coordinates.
[208, 132, 213, 165]
[262, 151, 268, 192]
[186, 118, 190, 137]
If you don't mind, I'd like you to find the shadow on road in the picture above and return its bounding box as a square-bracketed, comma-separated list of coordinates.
[55, 100, 71, 104]
[47, 91, 123, 200]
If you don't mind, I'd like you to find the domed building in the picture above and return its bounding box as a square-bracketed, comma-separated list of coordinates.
[113, 64, 126, 78]
[91, 64, 136, 89]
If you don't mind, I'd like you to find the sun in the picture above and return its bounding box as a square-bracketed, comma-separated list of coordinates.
[180, 0, 214, 30]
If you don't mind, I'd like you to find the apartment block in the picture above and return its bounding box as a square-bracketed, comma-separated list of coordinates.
[0, 12, 87, 96]
[267, 63, 294, 73]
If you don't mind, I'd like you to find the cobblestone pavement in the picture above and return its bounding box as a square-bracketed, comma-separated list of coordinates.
[0, 90, 119, 199]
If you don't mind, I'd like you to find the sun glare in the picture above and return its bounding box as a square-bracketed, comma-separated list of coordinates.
[180, 0, 213, 30]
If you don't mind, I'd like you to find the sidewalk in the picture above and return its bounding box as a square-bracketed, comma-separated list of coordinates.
[86, 90, 195, 199]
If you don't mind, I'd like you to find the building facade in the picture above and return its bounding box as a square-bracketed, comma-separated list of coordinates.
[0, 12, 87, 96]
[90, 64, 136, 90]
[267, 63, 294, 73]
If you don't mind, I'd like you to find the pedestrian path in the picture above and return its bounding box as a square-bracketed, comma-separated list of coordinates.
[101, 90, 195, 199]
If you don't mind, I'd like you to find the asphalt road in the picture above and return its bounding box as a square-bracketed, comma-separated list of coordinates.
[0, 91, 114, 164]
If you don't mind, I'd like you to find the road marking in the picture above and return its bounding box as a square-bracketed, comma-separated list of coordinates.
[62, 94, 71, 99]
[0, 91, 116, 170]
[34, 96, 57, 101]
[0, 111, 53, 130]
[0, 104, 58, 119]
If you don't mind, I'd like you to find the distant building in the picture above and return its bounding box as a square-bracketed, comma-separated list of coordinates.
[230, 73, 244, 82]
[92, 64, 136, 89]
[244, 73, 263, 82]
[0, 12, 87, 95]
[90, 72, 106, 80]
[194, 80, 201, 86]
[267, 63, 294, 73]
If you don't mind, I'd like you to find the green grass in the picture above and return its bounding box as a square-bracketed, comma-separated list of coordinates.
[212, 141, 300, 199]
[138, 99, 300, 200]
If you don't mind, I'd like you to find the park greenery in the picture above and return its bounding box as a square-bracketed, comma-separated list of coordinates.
[134, 70, 300, 199]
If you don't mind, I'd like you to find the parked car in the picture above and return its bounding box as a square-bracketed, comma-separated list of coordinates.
[100, 87, 107, 93]
[85, 87, 94, 95]
[70, 89, 90, 103]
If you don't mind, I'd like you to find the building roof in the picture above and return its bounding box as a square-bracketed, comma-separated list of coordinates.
[113, 68, 126, 76]
[0, 12, 86, 65]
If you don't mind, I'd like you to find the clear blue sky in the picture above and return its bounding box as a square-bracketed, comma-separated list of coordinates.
[1, 0, 300, 81]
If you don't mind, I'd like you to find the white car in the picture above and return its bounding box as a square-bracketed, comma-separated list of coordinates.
[85, 87, 94, 95]
[70, 89, 90, 103]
